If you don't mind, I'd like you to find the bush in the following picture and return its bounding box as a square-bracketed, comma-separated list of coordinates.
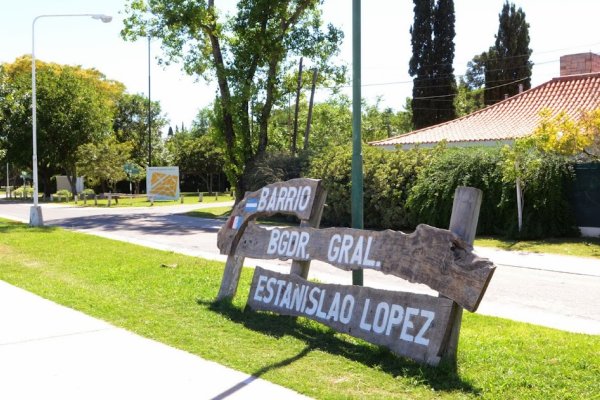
[55, 189, 72, 200]
[307, 145, 352, 227]
[513, 154, 578, 238]
[13, 186, 33, 197]
[307, 145, 430, 229]
[81, 188, 96, 197]
[407, 146, 511, 235]
[244, 151, 308, 192]
[307, 144, 579, 238]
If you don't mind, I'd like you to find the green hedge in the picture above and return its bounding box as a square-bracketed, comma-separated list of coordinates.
[307, 144, 578, 238]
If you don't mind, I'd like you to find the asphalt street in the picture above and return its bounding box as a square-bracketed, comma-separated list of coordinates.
[1, 200, 599, 335]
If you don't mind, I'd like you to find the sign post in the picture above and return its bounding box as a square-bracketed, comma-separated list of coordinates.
[216, 178, 326, 300]
[216, 179, 494, 366]
[124, 163, 140, 204]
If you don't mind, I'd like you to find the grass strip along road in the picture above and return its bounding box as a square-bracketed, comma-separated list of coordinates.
[0, 219, 598, 399]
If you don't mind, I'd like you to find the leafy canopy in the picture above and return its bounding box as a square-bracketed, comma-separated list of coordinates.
[121, 0, 343, 201]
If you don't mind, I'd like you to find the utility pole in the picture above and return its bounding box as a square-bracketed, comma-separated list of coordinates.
[351, 0, 363, 285]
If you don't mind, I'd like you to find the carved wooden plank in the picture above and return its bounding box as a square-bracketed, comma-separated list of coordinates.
[217, 178, 322, 256]
[232, 223, 494, 312]
[247, 267, 454, 366]
[216, 178, 323, 300]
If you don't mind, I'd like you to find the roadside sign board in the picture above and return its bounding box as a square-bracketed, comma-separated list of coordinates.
[233, 223, 493, 312]
[216, 179, 494, 366]
[247, 267, 454, 366]
[147, 166, 180, 201]
[124, 163, 140, 176]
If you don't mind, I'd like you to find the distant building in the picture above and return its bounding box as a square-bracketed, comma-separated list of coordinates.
[370, 53, 600, 150]
[55, 176, 84, 194]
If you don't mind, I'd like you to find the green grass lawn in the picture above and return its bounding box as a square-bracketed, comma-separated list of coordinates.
[475, 236, 600, 259]
[49, 193, 234, 208]
[0, 219, 598, 399]
[185, 205, 233, 219]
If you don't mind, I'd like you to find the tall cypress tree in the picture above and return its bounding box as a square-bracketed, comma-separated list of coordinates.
[409, 0, 456, 130]
[432, 0, 457, 123]
[409, 0, 434, 130]
[484, 1, 533, 105]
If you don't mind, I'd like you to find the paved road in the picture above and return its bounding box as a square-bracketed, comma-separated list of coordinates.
[1, 201, 599, 334]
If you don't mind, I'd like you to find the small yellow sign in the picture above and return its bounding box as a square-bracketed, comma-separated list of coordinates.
[147, 167, 179, 200]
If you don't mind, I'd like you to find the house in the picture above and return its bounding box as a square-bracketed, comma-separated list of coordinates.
[369, 53, 600, 237]
[370, 52, 600, 150]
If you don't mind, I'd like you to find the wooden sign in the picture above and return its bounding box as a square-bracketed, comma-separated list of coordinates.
[218, 178, 325, 256]
[230, 223, 494, 312]
[247, 267, 454, 366]
[216, 180, 494, 367]
[216, 178, 326, 300]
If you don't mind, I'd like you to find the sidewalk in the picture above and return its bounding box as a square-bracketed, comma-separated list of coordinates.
[0, 280, 310, 400]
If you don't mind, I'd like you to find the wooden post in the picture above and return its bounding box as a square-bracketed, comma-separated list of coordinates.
[439, 186, 482, 366]
[216, 179, 324, 301]
[198, 192, 203, 202]
[107, 193, 112, 207]
[94, 195, 98, 206]
[289, 185, 326, 279]
[217, 256, 245, 301]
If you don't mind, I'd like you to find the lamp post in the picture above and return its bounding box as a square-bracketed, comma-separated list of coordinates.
[30, 13, 112, 226]
[148, 35, 152, 168]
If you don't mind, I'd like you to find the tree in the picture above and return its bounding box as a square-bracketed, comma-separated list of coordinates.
[166, 129, 225, 193]
[501, 109, 593, 232]
[579, 109, 600, 161]
[483, 1, 533, 105]
[76, 136, 132, 192]
[122, 0, 343, 202]
[0, 56, 122, 196]
[409, 0, 457, 129]
[113, 93, 167, 168]
[455, 78, 485, 116]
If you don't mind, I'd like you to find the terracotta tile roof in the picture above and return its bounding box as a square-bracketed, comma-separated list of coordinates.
[370, 73, 600, 148]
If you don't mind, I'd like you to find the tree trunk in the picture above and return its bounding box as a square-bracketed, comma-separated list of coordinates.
[292, 57, 303, 154]
[304, 68, 318, 151]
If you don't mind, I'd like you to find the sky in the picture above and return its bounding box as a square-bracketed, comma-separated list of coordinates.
[2, 0, 600, 133]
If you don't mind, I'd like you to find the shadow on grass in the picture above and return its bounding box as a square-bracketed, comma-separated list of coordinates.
[200, 298, 479, 396]
[0, 220, 60, 234]
[185, 209, 232, 219]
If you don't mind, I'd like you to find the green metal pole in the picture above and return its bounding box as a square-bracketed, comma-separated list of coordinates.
[351, 0, 363, 286]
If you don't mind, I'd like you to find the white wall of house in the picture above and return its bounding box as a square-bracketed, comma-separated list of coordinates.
[55, 176, 84, 194]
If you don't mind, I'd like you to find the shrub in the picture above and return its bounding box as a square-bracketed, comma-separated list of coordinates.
[307, 145, 352, 227]
[307, 144, 579, 238]
[407, 146, 510, 235]
[307, 145, 430, 229]
[55, 189, 72, 199]
[244, 151, 308, 192]
[513, 154, 578, 238]
[13, 186, 33, 197]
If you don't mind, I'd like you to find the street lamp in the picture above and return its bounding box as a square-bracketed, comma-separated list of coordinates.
[30, 13, 112, 226]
